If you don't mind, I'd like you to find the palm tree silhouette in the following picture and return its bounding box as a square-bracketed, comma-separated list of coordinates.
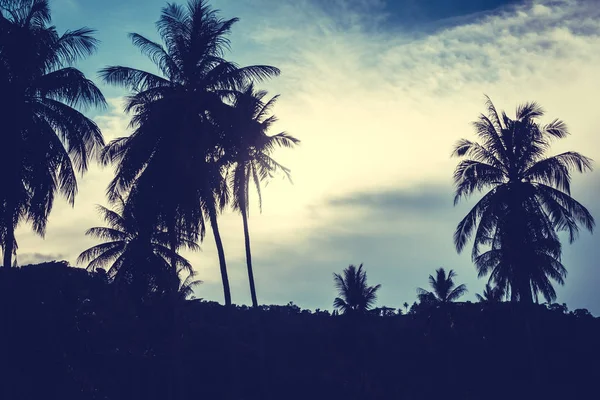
[0, 0, 106, 268]
[227, 85, 299, 307]
[99, 0, 279, 305]
[77, 196, 197, 294]
[452, 96, 594, 302]
[177, 270, 203, 301]
[475, 283, 504, 303]
[417, 268, 467, 304]
[333, 264, 381, 314]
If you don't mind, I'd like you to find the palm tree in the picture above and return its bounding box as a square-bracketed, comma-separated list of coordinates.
[452, 96, 594, 302]
[99, 0, 279, 306]
[333, 264, 381, 314]
[77, 197, 197, 295]
[475, 283, 504, 303]
[177, 270, 203, 301]
[227, 85, 299, 307]
[417, 268, 467, 304]
[0, 0, 106, 268]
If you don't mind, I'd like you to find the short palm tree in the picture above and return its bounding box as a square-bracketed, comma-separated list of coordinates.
[99, 0, 279, 305]
[0, 0, 106, 267]
[77, 197, 198, 294]
[475, 283, 504, 303]
[417, 268, 467, 304]
[227, 85, 299, 308]
[333, 264, 381, 314]
[452, 97, 594, 302]
[177, 270, 203, 301]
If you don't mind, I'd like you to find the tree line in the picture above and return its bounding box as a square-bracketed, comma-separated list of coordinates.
[1, 0, 595, 311]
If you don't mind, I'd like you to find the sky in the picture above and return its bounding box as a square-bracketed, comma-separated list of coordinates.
[14, 0, 600, 313]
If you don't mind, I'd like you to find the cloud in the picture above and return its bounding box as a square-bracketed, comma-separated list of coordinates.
[18, 252, 66, 266]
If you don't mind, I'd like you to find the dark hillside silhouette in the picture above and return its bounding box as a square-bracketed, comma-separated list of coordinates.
[0, 262, 599, 400]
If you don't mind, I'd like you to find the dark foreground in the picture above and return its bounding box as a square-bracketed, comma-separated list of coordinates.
[0, 262, 598, 400]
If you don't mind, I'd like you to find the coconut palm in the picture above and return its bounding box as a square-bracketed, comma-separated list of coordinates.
[475, 283, 504, 303]
[452, 97, 594, 302]
[417, 268, 467, 304]
[177, 270, 203, 301]
[333, 264, 381, 314]
[99, 0, 279, 305]
[0, 0, 106, 268]
[77, 196, 198, 295]
[227, 85, 299, 307]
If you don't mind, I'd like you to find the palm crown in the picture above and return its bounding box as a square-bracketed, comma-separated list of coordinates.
[0, 0, 106, 267]
[418, 268, 467, 304]
[77, 196, 198, 294]
[475, 283, 504, 303]
[333, 264, 381, 314]
[453, 97, 594, 302]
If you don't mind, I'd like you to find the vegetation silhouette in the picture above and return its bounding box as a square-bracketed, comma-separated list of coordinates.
[453, 97, 594, 303]
[99, 0, 280, 306]
[417, 267, 467, 304]
[228, 84, 299, 308]
[0, 262, 598, 400]
[0, 0, 106, 268]
[333, 263, 381, 314]
[77, 196, 198, 298]
[475, 282, 504, 303]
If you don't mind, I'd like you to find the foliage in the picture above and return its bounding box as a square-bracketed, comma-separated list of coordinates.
[475, 283, 504, 303]
[99, 0, 280, 306]
[77, 197, 197, 298]
[0, 0, 106, 267]
[452, 96, 594, 302]
[227, 84, 299, 307]
[417, 267, 467, 304]
[333, 264, 381, 314]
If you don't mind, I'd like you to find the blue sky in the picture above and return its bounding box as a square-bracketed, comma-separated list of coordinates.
[16, 0, 600, 313]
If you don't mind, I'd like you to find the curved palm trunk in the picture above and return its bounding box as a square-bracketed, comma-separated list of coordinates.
[3, 207, 15, 268]
[208, 203, 231, 306]
[3, 226, 14, 268]
[240, 192, 258, 308]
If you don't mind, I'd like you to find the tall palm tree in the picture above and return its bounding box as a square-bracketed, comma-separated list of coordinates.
[77, 196, 198, 295]
[99, 0, 279, 305]
[0, 0, 106, 268]
[452, 97, 594, 302]
[227, 85, 299, 307]
[333, 264, 381, 314]
[417, 268, 467, 304]
[475, 283, 504, 303]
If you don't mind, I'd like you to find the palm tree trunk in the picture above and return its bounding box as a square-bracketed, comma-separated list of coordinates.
[519, 271, 533, 303]
[208, 204, 231, 306]
[169, 226, 179, 294]
[240, 198, 258, 308]
[3, 219, 14, 268]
